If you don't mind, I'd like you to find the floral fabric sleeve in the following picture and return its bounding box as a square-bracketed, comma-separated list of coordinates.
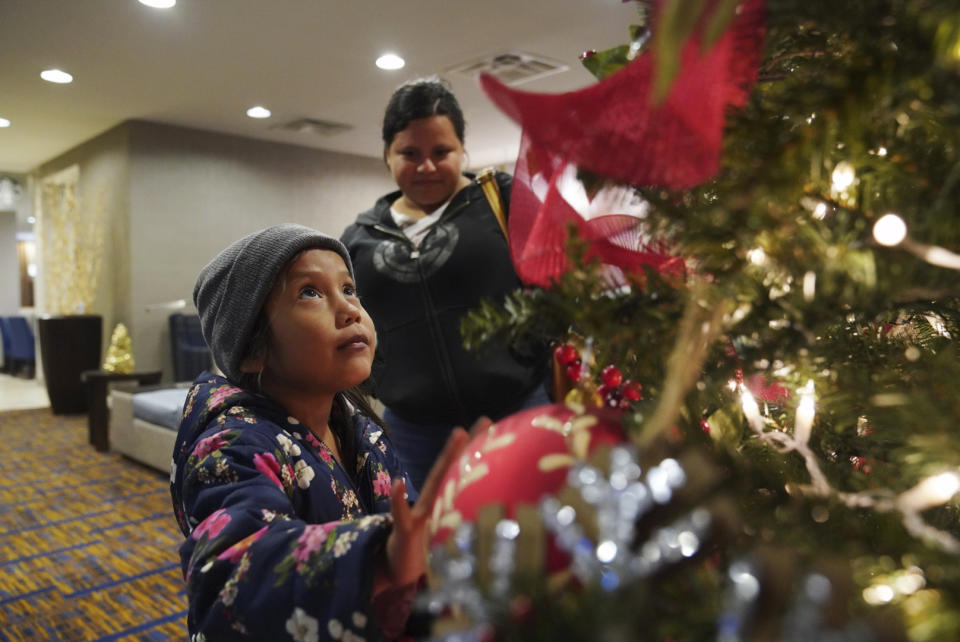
[179, 422, 393, 641]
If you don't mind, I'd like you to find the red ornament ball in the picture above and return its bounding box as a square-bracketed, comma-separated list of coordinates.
[622, 379, 643, 401]
[554, 343, 580, 366]
[600, 364, 623, 388]
[565, 362, 582, 382]
[429, 402, 626, 572]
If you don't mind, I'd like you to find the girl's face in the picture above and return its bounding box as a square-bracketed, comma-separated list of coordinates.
[385, 115, 466, 212]
[255, 249, 376, 396]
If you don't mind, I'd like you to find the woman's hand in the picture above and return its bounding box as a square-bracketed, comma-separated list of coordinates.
[379, 417, 492, 590]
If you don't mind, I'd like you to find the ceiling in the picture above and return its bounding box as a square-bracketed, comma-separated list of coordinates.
[0, 0, 641, 179]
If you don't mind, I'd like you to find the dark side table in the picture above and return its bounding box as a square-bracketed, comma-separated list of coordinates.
[81, 369, 162, 452]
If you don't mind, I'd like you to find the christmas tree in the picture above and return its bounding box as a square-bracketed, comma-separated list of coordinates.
[426, 1, 960, 640]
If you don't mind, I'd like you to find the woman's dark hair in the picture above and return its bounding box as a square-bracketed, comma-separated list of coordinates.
[382, 76, 465, 152]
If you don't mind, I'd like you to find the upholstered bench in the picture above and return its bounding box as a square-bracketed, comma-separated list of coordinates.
[110, 384, 191, 474]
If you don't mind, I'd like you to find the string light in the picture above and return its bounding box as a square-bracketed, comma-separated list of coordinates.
[902, 238, 960, 271]
[897, 472, 960, 512]
[831, 161, 856, 192]
[793, 380, 816, 446]
[873, 213, 907, 246]
[802, 271, 816, 301]
[863, 584, 896, 605]
[740, 388, 764, 432]
[813, 202, 828, 220]
[747, 247, 766, 265]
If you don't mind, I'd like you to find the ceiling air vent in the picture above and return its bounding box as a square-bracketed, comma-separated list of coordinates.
[446, 51, 569, 86]
[271, 118, 353, 137]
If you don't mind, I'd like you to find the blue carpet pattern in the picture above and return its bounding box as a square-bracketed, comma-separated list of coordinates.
[0, 408, 187, 640]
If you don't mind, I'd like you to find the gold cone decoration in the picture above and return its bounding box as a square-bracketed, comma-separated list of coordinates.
[103, 323, 135, 374]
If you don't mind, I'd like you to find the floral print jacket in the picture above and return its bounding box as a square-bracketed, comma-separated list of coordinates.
[170, 372, 416, 641]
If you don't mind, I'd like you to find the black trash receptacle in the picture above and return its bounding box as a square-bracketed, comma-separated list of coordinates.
[38, 314, 103, 414]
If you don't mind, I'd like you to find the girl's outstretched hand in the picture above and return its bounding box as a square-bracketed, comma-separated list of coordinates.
[381, 417, 492, 590]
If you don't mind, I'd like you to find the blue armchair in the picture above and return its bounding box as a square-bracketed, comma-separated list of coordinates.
[1, 316, 36, 378]
[0, 317, 12, 373]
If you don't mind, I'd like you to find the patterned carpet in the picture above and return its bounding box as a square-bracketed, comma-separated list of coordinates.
[0, 408, 187, 641]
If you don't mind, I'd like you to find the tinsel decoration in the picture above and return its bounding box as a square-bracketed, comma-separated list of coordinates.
[420, 445, 719, 639]
[102, 323, 135, 373]
[420, 444, 901, 641]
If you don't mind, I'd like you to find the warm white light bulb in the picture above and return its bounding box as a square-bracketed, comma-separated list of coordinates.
[794, 380, 816, 446]
[802, 271, 816, 302]
[898, 472, 960, 512]
[376, 54, 405, 70]
[740, 388, 764, 432]
[873, 213, 907, 246]
[813, 202, 828, 220]
[747, 247, 766, 265]
[863, 584, 895, 605]
[246, 106, 271, 119]
[831, 161, 856, 191]
[0, 117, 9, 128]
[40, 69, 73, 84]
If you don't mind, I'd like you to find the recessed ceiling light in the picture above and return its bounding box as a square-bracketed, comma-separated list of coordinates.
[41, 69, 73, 84]
[0, 118, 10, 128]
[138, 0, 176, 8]
[246, 106, 271, 119]
[376, 54, 405, 70]
[28, 216, 36, 224]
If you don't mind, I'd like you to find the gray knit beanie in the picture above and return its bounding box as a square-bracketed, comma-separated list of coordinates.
[193, 223, 355, 384]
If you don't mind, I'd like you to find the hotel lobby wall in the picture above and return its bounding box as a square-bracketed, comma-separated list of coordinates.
[0, 212, 18, 315]
[32, 125, 132, 385]
[33, 120, 394, 381]
[127, 121, 393, 380]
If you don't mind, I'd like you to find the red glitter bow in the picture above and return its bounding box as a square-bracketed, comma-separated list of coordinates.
[481, 0, 766, 286]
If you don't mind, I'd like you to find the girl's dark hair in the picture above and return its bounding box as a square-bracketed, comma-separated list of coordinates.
[382, 76, 465, 152]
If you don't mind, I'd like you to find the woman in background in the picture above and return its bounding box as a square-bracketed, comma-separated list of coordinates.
[341, 78, 550, 492]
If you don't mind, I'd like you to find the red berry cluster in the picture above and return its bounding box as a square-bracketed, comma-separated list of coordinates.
[554, 344, 582, 382]
[850, 455, 873, 474]
[554, 344, 643, 409]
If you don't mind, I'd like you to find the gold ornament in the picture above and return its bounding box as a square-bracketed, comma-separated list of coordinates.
[103, 323, 135, 373]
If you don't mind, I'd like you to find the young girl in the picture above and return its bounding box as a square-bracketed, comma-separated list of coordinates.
[170, 223, 475, 640]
